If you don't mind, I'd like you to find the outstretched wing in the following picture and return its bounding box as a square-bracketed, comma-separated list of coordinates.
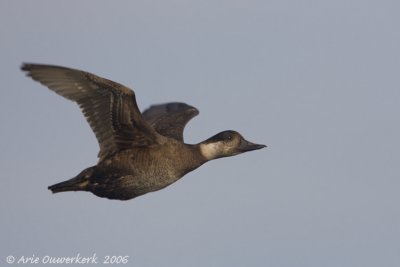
[142, 102, 199, 141]
[21, 63, 164, 160]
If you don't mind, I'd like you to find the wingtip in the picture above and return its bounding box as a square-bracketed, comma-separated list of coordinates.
[21, 63, 36, 72]
[21, 63, 55, 72]
[20, 62, 29, 71]
[189, 106, 200, 116]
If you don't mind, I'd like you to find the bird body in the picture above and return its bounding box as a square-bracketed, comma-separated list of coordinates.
[22, 63, 266, 201]
[88, 142, 205, 200]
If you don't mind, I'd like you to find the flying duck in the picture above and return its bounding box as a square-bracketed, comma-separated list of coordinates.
[21, 63, 266, 200]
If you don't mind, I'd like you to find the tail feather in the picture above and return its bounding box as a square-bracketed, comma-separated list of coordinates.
[48, 167, 95, 194]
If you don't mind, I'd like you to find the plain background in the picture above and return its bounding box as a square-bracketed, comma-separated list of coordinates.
[1, 1, 399, 266]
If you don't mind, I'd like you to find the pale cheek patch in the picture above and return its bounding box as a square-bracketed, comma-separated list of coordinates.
[200, 142, 222, 160]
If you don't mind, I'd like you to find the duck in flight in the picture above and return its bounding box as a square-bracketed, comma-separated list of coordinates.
[21, 63, 266, 201]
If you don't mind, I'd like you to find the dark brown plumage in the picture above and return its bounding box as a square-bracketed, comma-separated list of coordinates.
[22, 63, 266, 201]
[143, 103, 199, 141]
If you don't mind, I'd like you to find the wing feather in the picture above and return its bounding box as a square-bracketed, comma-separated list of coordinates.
[142, 102, 199, 141]
[21, 63, 163, 160]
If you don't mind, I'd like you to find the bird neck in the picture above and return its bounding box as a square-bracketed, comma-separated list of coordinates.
[197, 142, 224, 161]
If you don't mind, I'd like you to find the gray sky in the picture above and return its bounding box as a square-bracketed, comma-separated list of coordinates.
[1, 0, 400, 266]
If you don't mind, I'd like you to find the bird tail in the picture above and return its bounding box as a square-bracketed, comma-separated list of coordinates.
[48, 167, 95, 194]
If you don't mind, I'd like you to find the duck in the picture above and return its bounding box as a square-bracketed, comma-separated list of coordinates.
[21, 63, 266, 201]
